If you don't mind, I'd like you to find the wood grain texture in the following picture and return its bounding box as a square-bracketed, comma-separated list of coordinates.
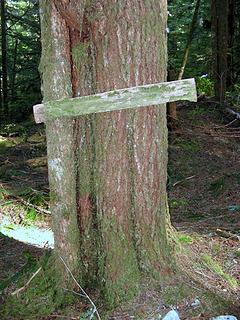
[34, 78, 197, 122]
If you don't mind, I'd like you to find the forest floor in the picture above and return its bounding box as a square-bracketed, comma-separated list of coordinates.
[0, 101, 239, 319]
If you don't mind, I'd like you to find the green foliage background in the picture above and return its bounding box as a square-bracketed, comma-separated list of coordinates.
[0, 0, 240, 120]
[1, 0, 41, 120]
[168, 0, 211, 78]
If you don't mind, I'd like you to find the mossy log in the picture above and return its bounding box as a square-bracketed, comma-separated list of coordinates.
[34, 79, 197, 123]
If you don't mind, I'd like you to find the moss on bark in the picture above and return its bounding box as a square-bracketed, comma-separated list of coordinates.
[39, 0, 81, 288]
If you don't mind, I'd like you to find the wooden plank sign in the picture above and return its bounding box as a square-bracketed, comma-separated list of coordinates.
[33, 78, 197, 123]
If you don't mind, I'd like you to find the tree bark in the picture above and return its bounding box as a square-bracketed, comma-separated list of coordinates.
[211, 0, 229, 103]
[0, 70, 2, 114]
[227, 0, 235, 87]
[167, 69, 178, 126]
[10, 39, 18, 101]
[39, 0, 174, 307]
[39, 0, 81, 289]
[1, 0, 8, 117]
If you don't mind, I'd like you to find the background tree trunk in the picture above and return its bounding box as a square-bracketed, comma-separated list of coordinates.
[227, 0, 235, 87]
[39, 0, 174, 307]
[167, 0, 201, 126]
[10, 39, 18, 102]
[211, 0, 229, 103]
[167, 69, 178, 127]
[1, 0, 8, 117]
[178, 0, 201, 80]
[0, 70, 2, 114]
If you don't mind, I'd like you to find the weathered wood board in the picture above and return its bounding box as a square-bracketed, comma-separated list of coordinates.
[33, 78, 197, 123]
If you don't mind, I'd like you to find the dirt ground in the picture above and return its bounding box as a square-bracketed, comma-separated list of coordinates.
[0, 101, 239, 319]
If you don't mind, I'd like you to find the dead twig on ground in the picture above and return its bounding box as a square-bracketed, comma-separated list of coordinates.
[212, 119, 238, 128]
[216, 229, 240, 241]
[3, 194, 51, 215]
[168, 117, 240, 138]
[49, 315, 78, 319]
[195, 269, 215, 281]
[11, 267, 42, 296]
[63, 287, 85, 298]
[225, 107, 240, 120]
[60, 256, 101, 320]
[173, 175, 196, 187]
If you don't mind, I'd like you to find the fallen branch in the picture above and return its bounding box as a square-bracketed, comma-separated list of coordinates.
[212, 118, 238, 128]
[225, 107, 240, 120]
[196, 97, 240, 121]
[216, 228, 240, 241]
[11, 267, 42, 296]
[59, 256, 101, 320]
[9, 195, 50, 215]
[195, 269, 215, 281]
[173, 175, 196, 187]
[63, 287, 85, 298]
[49, 315, 77, 319]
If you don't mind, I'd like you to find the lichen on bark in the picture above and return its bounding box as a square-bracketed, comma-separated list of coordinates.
[72, 42, 90, 73]
[43, 79, 196, 119]
[39, 0, 81, 287]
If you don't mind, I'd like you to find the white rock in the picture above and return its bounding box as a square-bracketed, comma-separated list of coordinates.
[210, 316, 238, 320]
[191, 298, 201, 307]
[162, 310, 180, 320]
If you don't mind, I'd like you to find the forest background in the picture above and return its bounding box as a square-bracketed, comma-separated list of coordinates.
[0, 0, 240, 319]
[0, 0, 240, 119]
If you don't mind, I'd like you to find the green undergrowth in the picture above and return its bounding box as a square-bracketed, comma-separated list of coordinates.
[0, 248, 37, 292]
[165, 245, 239, 317]
[182, 210, 204, 221]
[232, 172, 240, 184]
[169, 198, 189, 209]
[177, 233, 193, 245]
[162, 281, 195, 306]
[162, 277, 234, 318]
[208, 173, 240, 197]
[174, 137, 200, 153]
[196, 77, 214, 97]
[208, 177, 226, 196]
[0, 186, 10, 200]
[0, 252, 72, 320]
[0, 136, 16, 153]
[173, 232, 194, 256]
[0, 123, 28, 137]
[23, 208, 39, 224]
[187, 105, 209, 119]
[17, 187, 49, 208]
[0, 186, 49, 226]
[233, 248, 240, 258]
[0, 120, 45, 158]
[202, 254, 238, 289]
[0, 122, 35, 153]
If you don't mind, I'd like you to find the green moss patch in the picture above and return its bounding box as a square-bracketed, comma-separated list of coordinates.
[0, 253, 68, 319]
[202, 254, 238, 289]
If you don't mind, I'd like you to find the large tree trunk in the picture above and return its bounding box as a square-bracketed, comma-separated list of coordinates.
[39, 0, 174, 307]
[211, 0, 229, 103]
